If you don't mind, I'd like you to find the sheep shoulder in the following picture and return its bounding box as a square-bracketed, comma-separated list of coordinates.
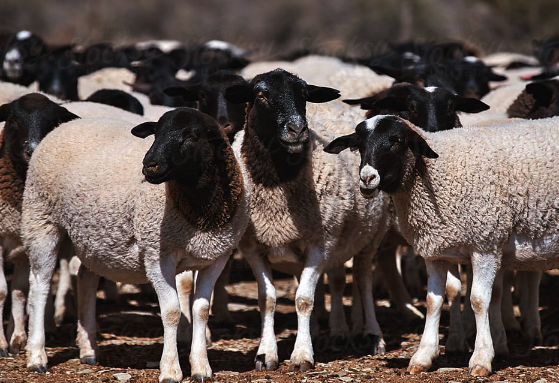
[0, 130, 24, 238]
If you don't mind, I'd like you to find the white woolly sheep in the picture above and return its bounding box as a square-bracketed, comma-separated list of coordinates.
[22, 108, 250, 382]
[225, 69, 391, 371]
[325, 114, 559, 377]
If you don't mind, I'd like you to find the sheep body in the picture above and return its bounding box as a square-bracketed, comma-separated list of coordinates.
[62, 101, 148, 124]
[78, 68, 136, 100]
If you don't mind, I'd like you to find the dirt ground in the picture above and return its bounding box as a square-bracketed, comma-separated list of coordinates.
[1, 260, 559, 383]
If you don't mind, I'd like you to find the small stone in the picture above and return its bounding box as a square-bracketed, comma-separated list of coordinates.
[305, 370, 327, 376]
[252, 380, 267, 383]
[265, 375, 271, 379]
[534, 379, 548, 383]
[113, 373, 132, 382]
[437, 367, 463, 373]
[339, 378, 353, 382]
[78, 369, 94, 374]
[146, 362, 159, 368]
[362, 368, 372, 372]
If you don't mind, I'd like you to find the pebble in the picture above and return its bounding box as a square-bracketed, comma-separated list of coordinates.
[113, 372, 132, 382]
[437, 367, 463, 373]
[78, 369, 94, 374]
[146, 362, 159, 368]
[252, 380, 267, 383]
[305, 370, 327, 376]
[338, 378, 353, 382]
[535, 379, 548, 383]
[362, 368, 372, 372]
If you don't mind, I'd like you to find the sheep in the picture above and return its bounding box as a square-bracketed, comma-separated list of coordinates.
[507, 77, 559, 119]
[343, 83, 489, 132]
[22, 107, 250, 382]
[78, 67, 136, 99]
[224, 68, 391, 371]
[0, 93, 79, 356]
[1, 31, 47, 86]
[62, 101, 148, 125]
[324, 114, 559, 376]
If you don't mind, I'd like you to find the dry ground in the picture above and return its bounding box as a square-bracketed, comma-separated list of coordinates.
[1, 260, 559, 383]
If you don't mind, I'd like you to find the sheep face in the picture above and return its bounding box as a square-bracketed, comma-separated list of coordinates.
[0, 93, 79, 178]
[131, 108, 227, 186]
[1, 31, 46, 86]
[346, 84, 489, 132]
[324, 115, 438, 196]
[37, 47, 84, 101]
[225, 69, 339, 154]
[445, 58, 507, 99]
[164, 71, 248, 142]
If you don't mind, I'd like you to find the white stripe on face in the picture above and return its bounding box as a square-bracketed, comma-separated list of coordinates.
[365, 115, 392, 132]
[359, 164, 380, 189]
[425, 86, 438, 93]
[464, 56, 480, 63]
[16, 30, 31, 40]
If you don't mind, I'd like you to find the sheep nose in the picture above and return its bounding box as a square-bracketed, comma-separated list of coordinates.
[217, 115, 229, 127]
[364, 173, 377, 186]
[286, 122, 308, 138]
[143, 160, 159, 174]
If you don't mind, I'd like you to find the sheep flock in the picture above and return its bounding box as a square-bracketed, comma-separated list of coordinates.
[1, 30, 559, 383]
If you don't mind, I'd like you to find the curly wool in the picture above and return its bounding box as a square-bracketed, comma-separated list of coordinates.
[0, 130, 24, 240]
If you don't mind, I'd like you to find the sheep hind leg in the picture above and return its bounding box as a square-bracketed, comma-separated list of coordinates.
[489, 269, 508, 362]
[519, 271, 542, 347]
[190, 254, 230, 382]
[468, 252, 500, 377]
[76, 264, 100, 365]
[210, 258, 233, 325]
[408, 260, 448, 374]
[445, 264, 468, 356]
[501, 270, 521, 337]
[8, 258, 29, 355]
[243, 250, 278, 371]
[0, 246, 8, 356]
[327, 265, 350, 350]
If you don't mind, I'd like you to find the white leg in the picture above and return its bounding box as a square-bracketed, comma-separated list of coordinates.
[327, 265, 349, 340]
[445, 264, 468, 355]
[468, 252, 499, 377]
[211, 258, 233, 324]
[76, 264, 100, 365]
[190, 254, 229, 382]
[519, 271, 542, 346]
[243, 250, 278, 371]
[408, 260, 448, 374]
[145, 253, 183, 383]
[501, 270, 521, 334]
[377, 244, 424, 323]
[353, 251, 385, 355]
[26, 227, 61, 372]
[176, 270, 194, 349]
[8, 259, 29, 354]
[0, 246, 8, 356]
[462, 266, 476, 343]
[489, 269, 508, 361]
[290, 248, 323, 371]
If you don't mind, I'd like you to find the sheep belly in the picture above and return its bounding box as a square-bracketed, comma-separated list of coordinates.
[502, 232, 559, 270]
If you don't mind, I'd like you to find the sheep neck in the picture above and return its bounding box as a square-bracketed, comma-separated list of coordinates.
[241, 119, 309, 187]
[167, 143, 244, 232]
[0, 131, 24, 211]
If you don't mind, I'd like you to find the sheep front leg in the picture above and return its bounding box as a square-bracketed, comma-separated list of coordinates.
[146, 253, 183, 383]
[445, 264, 468, 356]
[0, 246, 8, 356]
[408, 260, 448, 374]
[468, 252, 499, 377]
[8, 258, 29, 355]
[353, 251, 385, 355]
[289, 248, 323, 372]
[190, 253, 229, 381]
[76, 264, 100, 365]
[243, 250, 278, 371]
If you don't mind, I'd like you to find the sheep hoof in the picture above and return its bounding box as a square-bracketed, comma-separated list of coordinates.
[191, 375, 213, 382]
[266, 361, 278, 371]
[28, 364, 47, 373]
[80, 356, 97, 365]
[0, 348, 8, 357]
[330, 335, 348, 352]
[407, 365, 426, 374]
[299, 361, 313, 372]
[161, 379, 181, 383]
[469, 365, 491, 376]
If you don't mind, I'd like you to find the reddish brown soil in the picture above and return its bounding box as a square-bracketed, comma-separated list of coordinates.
[1, 263, 559, 383]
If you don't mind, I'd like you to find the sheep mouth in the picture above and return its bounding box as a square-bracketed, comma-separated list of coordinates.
[359, 186, 378, 198]
[143, 168, 171, 184]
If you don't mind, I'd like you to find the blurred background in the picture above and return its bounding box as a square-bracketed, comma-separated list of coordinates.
[1, 0, 558, 58]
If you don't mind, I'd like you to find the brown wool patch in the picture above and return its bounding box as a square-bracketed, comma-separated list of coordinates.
[0, 131, 24, 210]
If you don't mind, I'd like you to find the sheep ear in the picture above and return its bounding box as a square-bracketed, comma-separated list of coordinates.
[373, 96, 407, 112]
[0, 103, 10, 122]
[131, 122, 157, 138]
[369, 65, 403, 80]
[307, 85, 340, 103]
[56, 106, 80, 125]
[163, 86, 200, 102]
[343, 96, 377, 110]
[526, 82, 555, 107]
[488, 72, 507, 82]
[324, 133, 360, 154]
[454, 96, 490, 113]
[406, 128, 438, 159]
[225, 84, 253, 104]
